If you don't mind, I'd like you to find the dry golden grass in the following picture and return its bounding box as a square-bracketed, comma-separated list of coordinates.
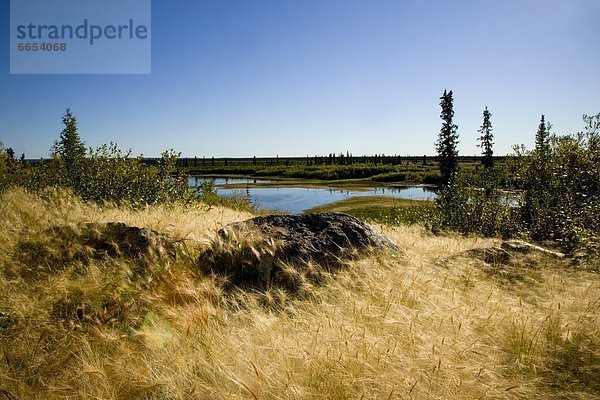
[0, 187, 598, 399]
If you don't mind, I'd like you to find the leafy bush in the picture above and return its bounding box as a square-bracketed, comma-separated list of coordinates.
[433, 172, 515, 237]
[436, 113, 600, 259]
[517, 114, 600, 254]
[1, 110, 220, 208]
[78, 145, 193, 206]
[196, 179, 254, 212]
[6, 146, 195, 207]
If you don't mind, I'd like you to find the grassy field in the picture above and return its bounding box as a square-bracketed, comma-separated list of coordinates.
[1, 187, 599, 399]
[306, 196, 438, 226]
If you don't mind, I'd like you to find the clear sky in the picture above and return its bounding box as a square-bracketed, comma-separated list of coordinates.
[1, 0, 599, 158]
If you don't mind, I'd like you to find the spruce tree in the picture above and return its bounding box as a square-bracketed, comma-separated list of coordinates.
[6, 148, 15, 162]
[522, 114, 553, 239]
[436, 90, 459, 186]
[535, 114, 550, 155]
[53, 108, 86, 186]
[478, 107, 494, 170]
[54, 109, 86, 167]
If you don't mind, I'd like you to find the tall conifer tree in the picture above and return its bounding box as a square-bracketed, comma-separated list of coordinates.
[436, 90, 459, 186]
[478, 107, 494, 170]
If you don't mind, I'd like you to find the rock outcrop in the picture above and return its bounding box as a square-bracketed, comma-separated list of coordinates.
[458, 239, 565, 265]
[200, 212, 400, 290]
[443, 239, 568, 282]
[499, 239, 565, 258]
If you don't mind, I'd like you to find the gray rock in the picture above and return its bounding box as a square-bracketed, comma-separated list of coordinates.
[200, 212, 400, 290]
[447, 239, 565, 267]
[500, 239, 565, 258]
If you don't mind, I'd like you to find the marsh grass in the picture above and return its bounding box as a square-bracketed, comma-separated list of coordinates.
[307, 196, 437, 227]
[0, 188, 599, 399]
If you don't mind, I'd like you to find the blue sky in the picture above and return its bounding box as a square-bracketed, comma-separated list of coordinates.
[1, 0, 599, 158]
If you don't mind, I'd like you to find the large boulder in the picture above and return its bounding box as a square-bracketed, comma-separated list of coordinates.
[200, 212, 400, 290]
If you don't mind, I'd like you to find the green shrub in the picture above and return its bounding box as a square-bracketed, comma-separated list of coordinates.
[433, 169, 517, 238]
[435, 113, 600, 259]
[517, 114, 600, 254]
[78, 145, 193, 206]
[3, 109, 205, 207]
[12, 146, 194, 207]
[196, 179, 254, 212]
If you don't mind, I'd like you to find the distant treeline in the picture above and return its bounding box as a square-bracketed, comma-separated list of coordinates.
[21, 154, 504, 167]
[170, 154, 506, 168]
[168, 155, 503, 183]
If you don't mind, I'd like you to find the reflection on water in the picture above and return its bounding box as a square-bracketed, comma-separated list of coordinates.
[188, 176, 272, 186]
[189, 176, 437, 214]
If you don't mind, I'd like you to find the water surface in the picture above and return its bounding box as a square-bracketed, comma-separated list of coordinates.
[189, 175, 436, 213]
[188, 176, 272, 186]
[220, 186, 436, 214]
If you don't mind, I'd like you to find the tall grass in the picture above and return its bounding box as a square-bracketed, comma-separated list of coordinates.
[0, 187, 598, 399]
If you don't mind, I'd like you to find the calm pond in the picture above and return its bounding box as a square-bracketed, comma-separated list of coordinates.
[189, 176, 437, 214]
